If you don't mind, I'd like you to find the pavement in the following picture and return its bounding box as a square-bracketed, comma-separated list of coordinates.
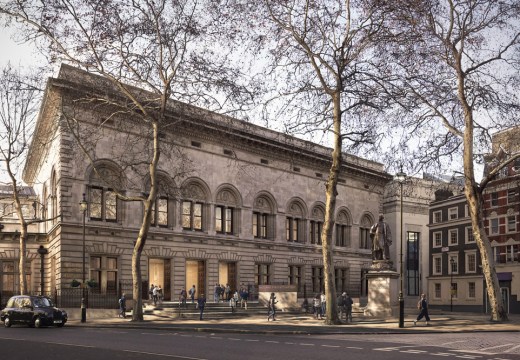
[66, 309, 520, 335]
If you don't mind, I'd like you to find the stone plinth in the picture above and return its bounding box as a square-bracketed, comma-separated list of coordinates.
[364, 261, 399, 317]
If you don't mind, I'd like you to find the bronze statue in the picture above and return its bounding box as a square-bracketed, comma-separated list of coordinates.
[370, 214, 392, 261]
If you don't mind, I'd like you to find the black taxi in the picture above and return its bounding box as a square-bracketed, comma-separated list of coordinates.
[1, 295, 67, 328]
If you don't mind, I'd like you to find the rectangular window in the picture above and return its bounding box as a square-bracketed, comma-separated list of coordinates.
[451, 282, 458, 299]
[335, 224, 350, 247]
[255, 264, 270, 285]
[434, 283, 441, 299]
[253, 212, 268, 239]
[105, 190, 117, 221]
[311, 266, 324, 293]
[182, 201, 203, 231]
[468, 282, 476, 299]
[1, 260, 16, 293]
[449, 207, 458, 220]
[508, 189, 517, 204]
[216, 206, 223, 233]
[89, 187, 103, 220]
[433, 232, 442, 247]
[216, 206, 234, 234]
[285, 217, 299, 242]
[152, 197, 168, 227]
[288, 265, 302, 293]
[433, 210, 442, 223]
[311, 221, 323, 245]
[490, 218, 499, 235]
[335, 268, 348, 294]
[466, 252, 477, 273]
[433, 256, 442, 275]
[225, 208, 233, 233]
[90, 256, 118, 293]
[465, 205, 469, 218]
[359, 228, 371, 249]
[449, 255, 458, 274]
[491, 192, 499, 207]
[449, 229, 458, 245]
[465, 227, 475, 243]
[406, 232, 420, 296]
[507, 216, 516, 233]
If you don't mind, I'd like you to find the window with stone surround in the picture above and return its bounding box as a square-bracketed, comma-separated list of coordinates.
[448, 229, 458, 245]
[310, 204, 325, 245]
[252, 193, 276, 240]
[181, 180, 209, 232]
[433, 231, 442, 248]
[466, 251, 477, 273]
[87, 165, 123, 223]
[215, 187, 240, 235]
[359, 215, 372, 250]
[468, 282, 476, 298]
[90, 256, 118, 293]
[433, 255, 442, 275]
[434, 283, 441, 299]
[286, 199, 305, 243]
[255, 263, 271, 285]
[335, 209, 351, 247]
[311, 266, 324, 293]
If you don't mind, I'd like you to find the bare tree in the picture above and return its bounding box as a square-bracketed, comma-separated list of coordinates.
[1, 0, 250, 321]
[385, 0, 520, 321]
[236, 0, 394, 324]
[0, 64, 43, 295]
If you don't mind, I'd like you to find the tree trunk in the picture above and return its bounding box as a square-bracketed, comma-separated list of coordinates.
[322, 92, 342, 325]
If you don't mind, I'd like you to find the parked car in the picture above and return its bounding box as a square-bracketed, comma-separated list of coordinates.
[1, 295, 67, 328]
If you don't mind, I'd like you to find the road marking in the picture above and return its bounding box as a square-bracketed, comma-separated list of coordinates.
[400, 350, 428, 354]
[479, 344, 514, 351]
[321, 345, 340, 348]
[266, 341, 279, 344]
[431, 353, 454, 356]
[227, 338, 241, 341]
[455, 356, 481, 359]
[374, 347, 399, 352]
[299, 343, 315, 346]
[345, 346, 363, 349]
[285, 342, 295, 345]
[503, 344, 520, 353]
[123, 350, 207, 360]
[245, 339, 259, 342]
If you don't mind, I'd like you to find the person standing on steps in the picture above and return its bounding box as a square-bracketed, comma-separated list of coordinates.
[414, 293, 431, 326]
[189, 284, 196, 304]
[197, 294, 206, 320]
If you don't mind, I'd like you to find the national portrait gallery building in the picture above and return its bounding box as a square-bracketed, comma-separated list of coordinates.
[1, 65, 391, 304]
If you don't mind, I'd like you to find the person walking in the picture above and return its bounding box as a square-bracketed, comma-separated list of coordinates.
[189, 285, 196, 303]
[197, 294, 206, 320]
[240, 288, 249, 310]
[213, 283, 220, 303]
[414, 293, 431, 326]
[344, 292, 353, 323]
[320, 291, 326, 318]
[313, 294, 322, 320]
[118, 293, 126, 318]
[179, 287, 187, 309]
[229, 293, 237, 313]
[152, 285, 158, 306]
[267, 292, 278, 321]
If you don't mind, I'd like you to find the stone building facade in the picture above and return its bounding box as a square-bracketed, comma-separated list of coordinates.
[7, 65, 391, 303]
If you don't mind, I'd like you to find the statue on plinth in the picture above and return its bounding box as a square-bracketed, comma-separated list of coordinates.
[370, 214, 393, 269]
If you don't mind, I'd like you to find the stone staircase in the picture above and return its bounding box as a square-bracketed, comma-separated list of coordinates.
[144, 300, 366, 320]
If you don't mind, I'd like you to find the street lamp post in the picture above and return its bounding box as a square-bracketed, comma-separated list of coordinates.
[394, 168, 407, 328]
[450, 257, 455, 312]
[79, 193, 88, 323]
[37, 245, 48, 295]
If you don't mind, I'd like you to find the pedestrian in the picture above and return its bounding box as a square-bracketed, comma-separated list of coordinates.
[414, 293, 431, 326]
[179, 287, 187, 308]
[320, 291, 326, 318]
[157, 285, 163, 304]
[225, 284, 230, 301]
[343, 292, 353, 323]
[197, 294, 206, 320]
[189, 284, 196, 303]
[214, 282, 220, 303]
[267, 292, 278, 321]
[313, 293, 322, 320]
[149, 284, 154, 301]
[240, 288, 249, 310]
[152, 285, 158, 306]
[229, 293, 236, 313]
[118, 293, 126, 318]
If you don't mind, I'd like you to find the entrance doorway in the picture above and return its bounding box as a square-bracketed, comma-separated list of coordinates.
[149, 258, 171, 300]
[186, 260, 206, 298]
[218, 262, 237, 293]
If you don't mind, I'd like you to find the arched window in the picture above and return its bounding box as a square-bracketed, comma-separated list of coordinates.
[215, 186, 241, 235]
[359, 214, 373, 250]
[87, 165, 123, 222]
[309, 204, 325, 245]
[252, 193, 276, 240]
[181, 179, 209, 231]
[335, 209, 352, 247]
[286, 199, 305, 243]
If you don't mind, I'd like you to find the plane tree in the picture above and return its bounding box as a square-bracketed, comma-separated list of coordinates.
[384, 0, 520, 321]
[0, 0, 250, 321]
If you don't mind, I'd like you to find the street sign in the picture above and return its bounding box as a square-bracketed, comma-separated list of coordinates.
[442, 247, 449, 252]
